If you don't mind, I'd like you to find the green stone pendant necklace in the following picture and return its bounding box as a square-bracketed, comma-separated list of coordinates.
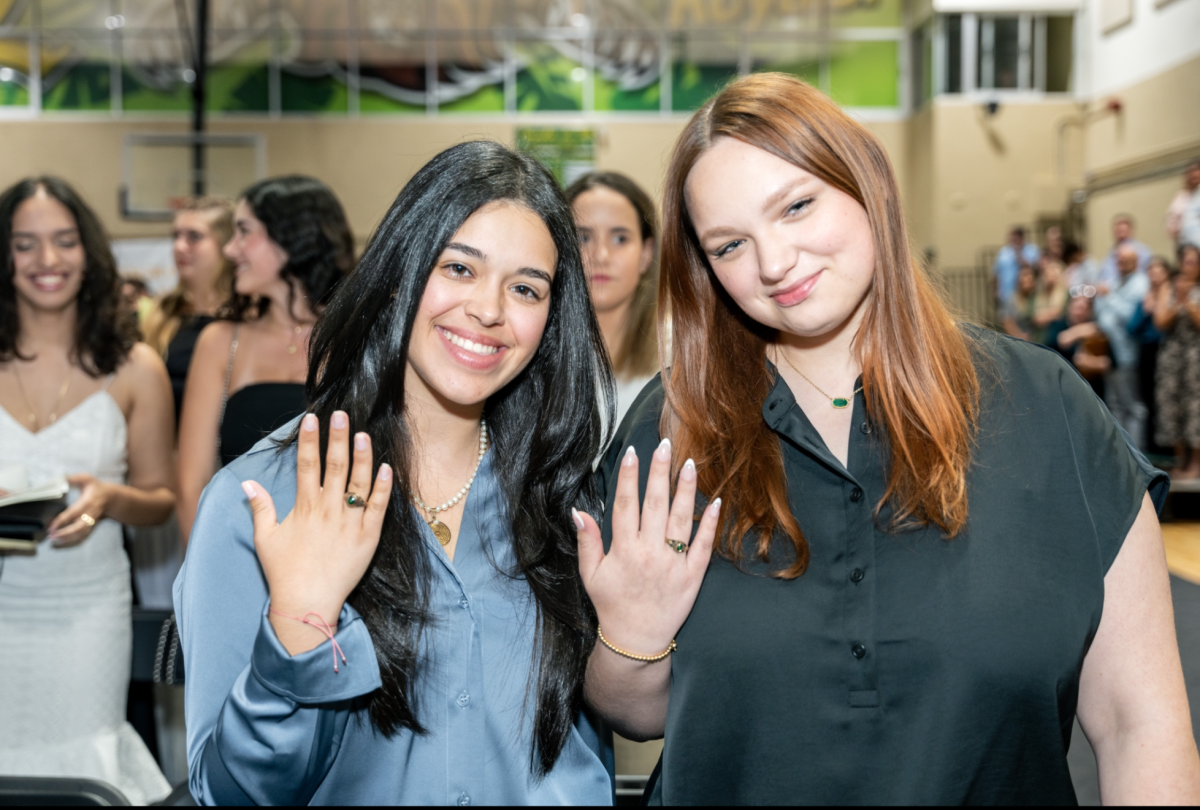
[778, 347, 863, 409]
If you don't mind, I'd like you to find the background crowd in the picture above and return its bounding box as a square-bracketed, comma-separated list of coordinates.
[996, 160, 1200, 479]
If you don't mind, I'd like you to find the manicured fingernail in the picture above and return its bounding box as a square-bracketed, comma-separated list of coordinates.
[355, 433, 368, 451]
[332, 411, 348, 429]
[241, 481, 257, 499]
[681, 458, 696, 481]
[622, 446, 636, 467]
[571, 507, 585, 531]
[656, 438, 671, 460]
[302, 413, 318, 432]
[709, 497, 722, 515]
[378, 464, 392, 481]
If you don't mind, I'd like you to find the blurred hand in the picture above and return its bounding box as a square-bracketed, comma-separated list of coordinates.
[48, 473, 112, 547]
[243, 411, 393, 656]
[575, 439, 721, 657]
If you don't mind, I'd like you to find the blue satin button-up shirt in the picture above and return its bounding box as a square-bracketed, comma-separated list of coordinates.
[174, 422, 612, 805]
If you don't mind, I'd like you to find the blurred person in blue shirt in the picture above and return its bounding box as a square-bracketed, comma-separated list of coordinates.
[1096, 244, 1151, 444]
[992, 226, 1040, 307]
[1099, 214, 1152, 285]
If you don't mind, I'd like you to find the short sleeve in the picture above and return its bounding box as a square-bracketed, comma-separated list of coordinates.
[1056, 355, 1168, 573]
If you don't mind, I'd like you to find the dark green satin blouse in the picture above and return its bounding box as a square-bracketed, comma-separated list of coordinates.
[598, 327, 1167, 805]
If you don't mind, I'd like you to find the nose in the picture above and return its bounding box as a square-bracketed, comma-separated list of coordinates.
[223, 236, 238, 262]
[37, 240, 59, 268]
[463, 279, 504, 327]
[755, 234, 798, 284]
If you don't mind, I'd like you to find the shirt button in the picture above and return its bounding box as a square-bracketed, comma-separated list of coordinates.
[850, 568, 865, 583]
[458, 793, 471, 806]
[850, 487, 864, 502]
[456, 691, 470, 708]
[459, 597, 469, 609]
[851, 643, 866, 659]
[860, 421, 872, 434]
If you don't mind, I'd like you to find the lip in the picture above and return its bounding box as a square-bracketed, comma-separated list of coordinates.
[27, 271, 70, 293]
[589, 274, 613, 284]
[770, 270, 823, 307]
[436, 325, 508, 372]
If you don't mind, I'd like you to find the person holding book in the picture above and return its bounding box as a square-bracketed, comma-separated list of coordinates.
[0, 177, 176, 803]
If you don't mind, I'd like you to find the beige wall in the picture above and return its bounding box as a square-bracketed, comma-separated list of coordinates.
[1082, 53, 1200, 261]
[917, 98, 1080, 269]
[0, 114, 914, 250]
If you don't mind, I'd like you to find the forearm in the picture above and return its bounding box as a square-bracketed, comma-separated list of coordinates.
[583, 644, 671, 741]
[1092, 719, 1200, 804]
[105, 483, 175, 526]
[177, 471, 210, 543]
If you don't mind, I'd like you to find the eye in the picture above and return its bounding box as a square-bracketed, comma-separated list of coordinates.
[511, 283, 543, 301]
[786, 197, 814, 216]
[577, 232, 591, 244]
[12, 240, 34, 252]
[614, 234, 629, 245]
[444, 262, 473, 278]
[56, 238, 79, 249]
[712, 240, 744, 259]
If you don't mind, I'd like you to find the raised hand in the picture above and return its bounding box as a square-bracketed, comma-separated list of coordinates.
[242, 411, 392, 656]
[575, 438, 721, 659]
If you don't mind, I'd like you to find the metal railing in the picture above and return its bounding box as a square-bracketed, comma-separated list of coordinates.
[930, 265, 997, 327]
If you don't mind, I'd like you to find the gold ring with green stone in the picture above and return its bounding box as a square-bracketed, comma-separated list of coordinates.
[345, 493, 367, 508]
[665, 538, 689, 554]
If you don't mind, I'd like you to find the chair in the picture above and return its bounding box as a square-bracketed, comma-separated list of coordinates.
[0, 775, 130, 806]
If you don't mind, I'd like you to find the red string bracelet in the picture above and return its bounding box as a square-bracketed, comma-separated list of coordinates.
[269, 608, 348, 673]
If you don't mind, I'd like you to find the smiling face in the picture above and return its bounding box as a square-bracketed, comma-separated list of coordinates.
[573, 185, 653, 315]
[9, 186, 86, 316]
[224, 198, 289, 298]
[685, 136, 876, 341]
[404, 201, 557, 410]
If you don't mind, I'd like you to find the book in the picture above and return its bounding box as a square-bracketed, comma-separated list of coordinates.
[0, 478, 70, 553]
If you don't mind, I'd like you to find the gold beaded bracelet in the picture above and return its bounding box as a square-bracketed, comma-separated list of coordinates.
[597, 626, 677, 663]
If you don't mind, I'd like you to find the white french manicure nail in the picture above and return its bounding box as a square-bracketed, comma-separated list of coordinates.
[241, 481, 257, 499]
[710, 497, 722, 514]
[572, 507, 585, 531]
[656, 438, 671, 459]
[682, 459, 696, 480]
[622, 446, 636, 466]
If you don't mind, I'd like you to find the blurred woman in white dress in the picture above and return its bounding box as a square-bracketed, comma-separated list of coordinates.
[0, 177, 176, 804]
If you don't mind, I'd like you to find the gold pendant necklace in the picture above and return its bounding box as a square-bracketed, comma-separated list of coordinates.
[12, 364, 72, 430]
[412, 420, 489, 546]
[777, 347, 862, 409]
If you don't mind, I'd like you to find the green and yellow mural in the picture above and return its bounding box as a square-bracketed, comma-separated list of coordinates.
[0, 0, 902, 115]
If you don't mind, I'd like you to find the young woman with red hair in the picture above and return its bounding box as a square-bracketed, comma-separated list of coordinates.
[574, 73, 1200, 804]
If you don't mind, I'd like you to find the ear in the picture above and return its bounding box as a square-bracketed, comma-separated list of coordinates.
[639, 237, 655, 276]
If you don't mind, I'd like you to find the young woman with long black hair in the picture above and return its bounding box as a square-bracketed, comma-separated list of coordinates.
[575, 74, 1200, 804]
[174, 141, 614, 804]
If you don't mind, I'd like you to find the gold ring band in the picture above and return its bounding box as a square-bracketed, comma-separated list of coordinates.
[345, 493, 367, 508]
[665, 537, 688, 554]
[80, 514, 96, 527]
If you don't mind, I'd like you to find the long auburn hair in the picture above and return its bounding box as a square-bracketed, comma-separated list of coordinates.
[298, 141, 613, 775]
[661, 73, 979, 578]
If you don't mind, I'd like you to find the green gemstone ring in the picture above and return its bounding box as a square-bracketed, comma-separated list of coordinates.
[665, 538, 689, 554]
[346, 493, 367, 508]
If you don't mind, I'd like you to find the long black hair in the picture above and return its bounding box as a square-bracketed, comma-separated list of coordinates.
[0, 176, 136, 375]
[301, 141, 614, 775]
[223, 175, 354, 321]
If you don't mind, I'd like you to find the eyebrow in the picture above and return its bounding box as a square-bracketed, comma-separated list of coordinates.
[11, 228, 79, 238]
[760, 179, 810, 215]
[517, 267, 553, 285]
[445, 241, 486, 260]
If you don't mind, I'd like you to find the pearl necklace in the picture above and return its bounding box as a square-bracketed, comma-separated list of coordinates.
[412, 420, 488, 546]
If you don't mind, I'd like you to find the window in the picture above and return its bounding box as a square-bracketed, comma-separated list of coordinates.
[932, 11, 1073, 96]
